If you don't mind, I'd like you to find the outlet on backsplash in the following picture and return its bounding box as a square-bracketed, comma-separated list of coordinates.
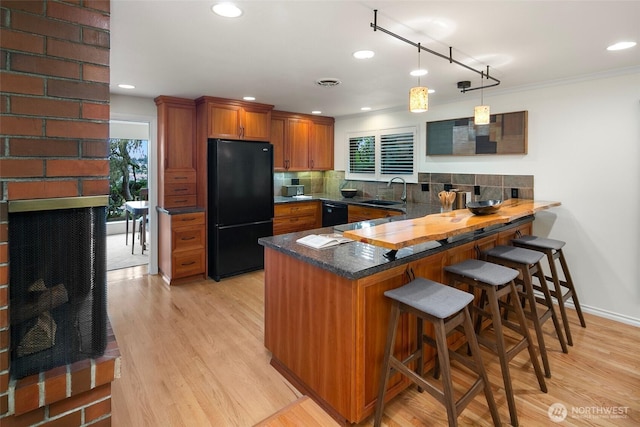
[511, 188, 519, 198]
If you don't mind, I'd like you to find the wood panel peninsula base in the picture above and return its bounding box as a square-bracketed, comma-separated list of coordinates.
[259, 200, 560, 425]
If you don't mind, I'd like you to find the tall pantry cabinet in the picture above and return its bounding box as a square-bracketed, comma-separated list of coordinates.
[155, 96, 205, 285]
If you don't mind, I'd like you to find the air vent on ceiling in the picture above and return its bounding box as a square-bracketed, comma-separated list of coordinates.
[315, 78, 341, 87]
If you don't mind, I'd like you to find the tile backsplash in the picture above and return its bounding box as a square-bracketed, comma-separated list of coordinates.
[274, 171, 326, 196]
[275, 171, 533, 203]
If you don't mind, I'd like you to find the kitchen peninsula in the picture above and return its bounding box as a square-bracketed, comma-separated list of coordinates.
[258, 199, 559, 424]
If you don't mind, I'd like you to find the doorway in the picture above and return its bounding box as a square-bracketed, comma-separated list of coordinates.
[107, 121, 150, 271]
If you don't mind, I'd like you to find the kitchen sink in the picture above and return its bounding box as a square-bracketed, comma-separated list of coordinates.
[361, 200, 403, 206]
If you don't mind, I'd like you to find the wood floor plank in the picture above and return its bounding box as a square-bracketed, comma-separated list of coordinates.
[108, 268, 639, 426]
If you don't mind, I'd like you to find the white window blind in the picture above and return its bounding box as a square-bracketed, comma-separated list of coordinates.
[380, 131, 413, 175]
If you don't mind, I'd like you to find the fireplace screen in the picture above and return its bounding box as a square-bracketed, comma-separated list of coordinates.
[9, 206, 107, 379]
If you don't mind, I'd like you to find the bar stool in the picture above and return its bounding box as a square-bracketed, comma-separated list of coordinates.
[483, 245, 568, 378]
[374, 277, 501, 427]
[445, 259, 547, 427]
[512, 235, 586, 346]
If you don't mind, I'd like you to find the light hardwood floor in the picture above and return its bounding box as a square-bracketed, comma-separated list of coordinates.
[108, 267, 640, 426]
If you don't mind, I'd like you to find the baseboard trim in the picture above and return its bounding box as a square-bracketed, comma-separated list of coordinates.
[565, 301, 640, 328]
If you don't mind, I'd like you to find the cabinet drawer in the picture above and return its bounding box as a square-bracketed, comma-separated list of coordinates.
[165, 170, 196, 183]
[348, 205, 402, 223]
[273, 214, 318, 235]
[173, 227, 205, 251]
[171, 212, 205, 228]
[165, 183, 196, 196]
[275, 201, 319, 218]
[164, 195, 197, 209]
[172, 249, 205, 278]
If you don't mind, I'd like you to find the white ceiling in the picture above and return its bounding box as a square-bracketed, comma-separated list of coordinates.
[110, 1, 640, 117]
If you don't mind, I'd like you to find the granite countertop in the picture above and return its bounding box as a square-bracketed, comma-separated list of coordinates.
[259, 225, 444, 280]
[259, 214, 534, 281]
[263, 193, 448, 280]
[274, 193, 439, 219]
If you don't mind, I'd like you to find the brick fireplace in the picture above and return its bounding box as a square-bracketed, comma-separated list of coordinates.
[0, 1, 120, 425]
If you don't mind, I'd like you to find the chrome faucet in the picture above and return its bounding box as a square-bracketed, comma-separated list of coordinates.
[387, 177, 407, 203]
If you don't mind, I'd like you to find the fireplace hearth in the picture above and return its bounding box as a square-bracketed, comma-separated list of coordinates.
[9, 202, 107, 380]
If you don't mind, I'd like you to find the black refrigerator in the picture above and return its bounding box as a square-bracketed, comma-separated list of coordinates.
[208, 139, 274, 281]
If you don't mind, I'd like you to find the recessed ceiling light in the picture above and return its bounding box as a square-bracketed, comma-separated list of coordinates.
[607, 41, 636, 51]
[428, 89, 435, 94]
[243, 96, 256, 101]
[118, 84, 135, 89]
[410, 69, 428, 77]
[353, 50, 375, 59]
[361, 107, 371, 111]
[212, 2, 243, 18]
[311, 110, 322, 115]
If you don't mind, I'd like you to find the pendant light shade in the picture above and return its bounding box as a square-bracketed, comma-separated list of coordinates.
[474, 105, 490, 125]
[409, 43, 428, 113]
[474, 67, 490, 124]
[410, 86, 429, 113]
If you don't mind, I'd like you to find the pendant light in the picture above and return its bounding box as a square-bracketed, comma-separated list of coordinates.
[474, 66, 490, 125]
[409, 43, 428, 113]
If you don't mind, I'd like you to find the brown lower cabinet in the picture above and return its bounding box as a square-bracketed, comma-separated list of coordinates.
[263, 220, 531, 424]
[348, 205, 403, 223]
[158, 210, 206, 285]
[273, 201, 321, 235]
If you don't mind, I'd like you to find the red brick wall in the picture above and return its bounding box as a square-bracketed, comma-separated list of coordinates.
[0, 0, 110, 200]
[0, 0, 112, 422]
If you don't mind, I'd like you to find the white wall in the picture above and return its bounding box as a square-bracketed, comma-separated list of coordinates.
[336, 71, 640, 325]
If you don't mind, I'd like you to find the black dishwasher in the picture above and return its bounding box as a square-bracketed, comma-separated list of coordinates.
[322, 201, 348, 227]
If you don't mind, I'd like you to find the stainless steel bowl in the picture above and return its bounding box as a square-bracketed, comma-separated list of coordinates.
[341, 188, 357, 198]
[467, 199, 503, 215]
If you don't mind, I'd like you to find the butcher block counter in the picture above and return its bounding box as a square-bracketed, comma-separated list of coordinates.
[258, 199, 559, 425]
[342, 198, 560, 250]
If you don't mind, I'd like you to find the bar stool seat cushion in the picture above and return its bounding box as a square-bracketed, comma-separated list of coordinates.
[512, 235, 565, 250]
[484, 245, 544, 265]
[445, 259, 519, 286]
[384, 278, 474, 319]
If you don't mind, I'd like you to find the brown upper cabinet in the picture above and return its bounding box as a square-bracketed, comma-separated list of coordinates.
[196, 96, 273, 141]
[155, 96, 197, 209]
[271, 111, 334, 171]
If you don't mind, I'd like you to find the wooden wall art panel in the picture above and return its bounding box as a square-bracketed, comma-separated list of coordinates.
[426, 110, 528, 156]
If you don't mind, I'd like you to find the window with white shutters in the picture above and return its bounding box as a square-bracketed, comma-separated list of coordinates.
[346, 127, 417, 182]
